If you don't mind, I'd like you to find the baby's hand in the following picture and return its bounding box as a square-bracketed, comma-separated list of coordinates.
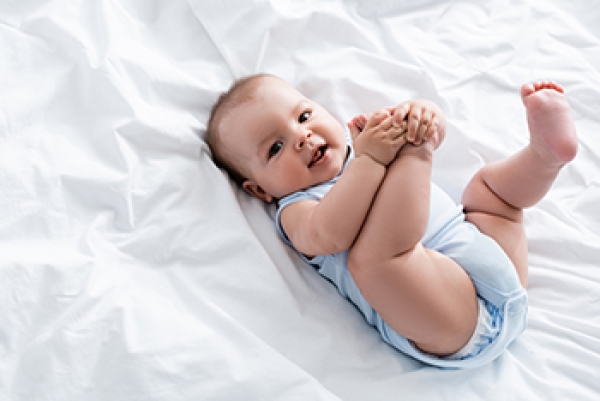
[390, 100, 446, 148]
[347, 109, 407, 166]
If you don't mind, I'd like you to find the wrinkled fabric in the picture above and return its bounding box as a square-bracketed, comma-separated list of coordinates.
[1, 0, 599, 400]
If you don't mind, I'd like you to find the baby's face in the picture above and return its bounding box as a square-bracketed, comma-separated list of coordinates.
[221, 77, 348, 202]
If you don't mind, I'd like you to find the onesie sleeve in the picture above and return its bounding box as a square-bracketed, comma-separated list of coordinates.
[274, 189, 319, 249]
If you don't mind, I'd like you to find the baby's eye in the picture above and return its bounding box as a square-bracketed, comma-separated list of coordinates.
[298, 111, 311, 123]
[268, 141, 283, 158]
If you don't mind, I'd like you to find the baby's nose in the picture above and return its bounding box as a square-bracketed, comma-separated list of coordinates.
[296, 131, 313, 150]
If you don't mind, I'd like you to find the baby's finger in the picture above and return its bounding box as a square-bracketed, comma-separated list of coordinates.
[407, 108, 422, 142]
[389, 120, 407, 140]
[354, 114, 368, 131]
[365, 109, 394, 133]
[415, 111, 433, 145]
[424, 117, 440, 142]
[392, 103, 410, 126]
[384, 106, 396, 116]
[347, 114, 368, 140]
[347, 120, 361, 141]
[363, 109, 390, 131]
[396, 119, 408, 134]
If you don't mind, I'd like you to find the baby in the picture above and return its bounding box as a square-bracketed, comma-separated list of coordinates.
[206, 74, 578, 368]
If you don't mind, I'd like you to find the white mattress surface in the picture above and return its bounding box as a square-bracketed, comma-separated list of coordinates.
[1, 0, 599, 400]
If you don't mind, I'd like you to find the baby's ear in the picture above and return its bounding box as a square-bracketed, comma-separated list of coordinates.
[242, 180, 274, 203]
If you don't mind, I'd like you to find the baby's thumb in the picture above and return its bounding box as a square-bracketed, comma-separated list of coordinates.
[347, 121, 360, 141]
[347, 114, 367, 141]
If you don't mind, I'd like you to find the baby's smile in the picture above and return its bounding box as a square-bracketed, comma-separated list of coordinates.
[308, 144, 329, 168]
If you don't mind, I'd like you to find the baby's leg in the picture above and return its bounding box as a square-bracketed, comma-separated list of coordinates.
[348, 141, 479, 356]
[462, 82, 578, 286]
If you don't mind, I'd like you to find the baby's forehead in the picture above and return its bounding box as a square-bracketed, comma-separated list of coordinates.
[255, 76, 304, 99]
[222, 76, 307, 132]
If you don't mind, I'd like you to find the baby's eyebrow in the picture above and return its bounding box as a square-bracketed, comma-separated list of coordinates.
[296, 99, 311, 111]
[256, 132, 271, 149]
[289, 100, 310, 121]
[256, 128, 278, 155]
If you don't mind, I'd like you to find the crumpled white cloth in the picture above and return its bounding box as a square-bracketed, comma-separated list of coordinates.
[1, 0, 599, 400]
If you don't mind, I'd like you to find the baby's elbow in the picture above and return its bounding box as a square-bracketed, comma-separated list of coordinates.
[326, 239, 351, 255]
[312, 226, 352, 256]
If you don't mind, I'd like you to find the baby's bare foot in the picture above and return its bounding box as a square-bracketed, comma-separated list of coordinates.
[521, 81, 578, 166]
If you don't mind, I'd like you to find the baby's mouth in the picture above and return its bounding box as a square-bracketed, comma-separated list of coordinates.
[308, 144, 328, 168]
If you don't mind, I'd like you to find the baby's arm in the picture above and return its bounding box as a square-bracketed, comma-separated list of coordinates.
[348, 99, 446, 258]
[280, 110, 406, 257]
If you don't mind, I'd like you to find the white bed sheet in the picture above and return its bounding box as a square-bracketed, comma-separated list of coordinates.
[1, 0, 599, 400]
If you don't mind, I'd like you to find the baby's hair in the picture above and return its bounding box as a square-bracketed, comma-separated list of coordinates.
[206, 73, 276, 185]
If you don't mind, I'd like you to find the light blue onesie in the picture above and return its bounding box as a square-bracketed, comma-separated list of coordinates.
[275, 145, 528, 369]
